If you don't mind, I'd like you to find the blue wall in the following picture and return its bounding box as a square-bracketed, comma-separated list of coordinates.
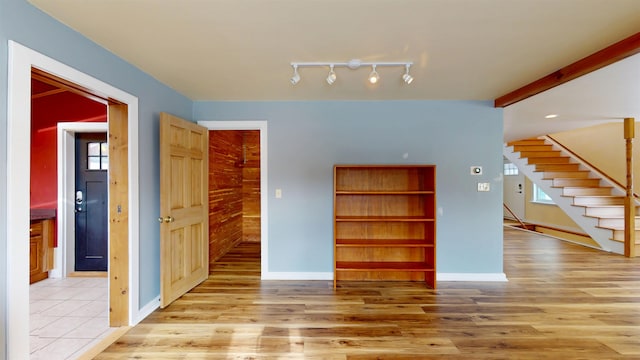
[0, 1, 192, 349]
[1, 1, 505, 357]
[194, 101, 504, 274]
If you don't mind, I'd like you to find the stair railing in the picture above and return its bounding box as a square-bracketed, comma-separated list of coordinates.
[545, 135, 640, 201]
[503, 203, 528, 229]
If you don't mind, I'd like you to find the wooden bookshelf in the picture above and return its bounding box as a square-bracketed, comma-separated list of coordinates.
[333, 165, 436, 289]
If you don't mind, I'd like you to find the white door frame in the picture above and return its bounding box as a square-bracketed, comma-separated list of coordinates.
[53, 122, 108, 278]
[197, 120, 269, 276]
[503, 159, 525, 220]
[6, 41, 140, 358]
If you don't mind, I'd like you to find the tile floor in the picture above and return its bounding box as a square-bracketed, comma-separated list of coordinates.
[29, 277, 117, 360]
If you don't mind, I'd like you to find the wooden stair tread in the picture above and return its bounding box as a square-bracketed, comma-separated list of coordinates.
[531, 162, 575, 164]
[598, 223, 640, 230]
[506, 139, 546, 146]
[572, 195, 624, 199]
[581, 205, 632, 209]
[564, 188, 612, 190]
[507, 138, 640, 252]
[563, 186, 612, 189]
[585, 214, 640, 219]
[513, 146, 554, 151]
[540, 170, 590, 173]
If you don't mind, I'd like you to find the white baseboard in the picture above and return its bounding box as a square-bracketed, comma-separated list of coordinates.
[437, 273, 508, 282]
[48, 268, 62, 278]
[134, 296, 160, 325]
[260, 272, 508, 282]
[261, 272, 333, 280]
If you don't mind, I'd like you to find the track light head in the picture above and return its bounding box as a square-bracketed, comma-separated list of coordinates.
[326, 65, 337, 85]
[402, 64, 414, 84]
[290, 60, 413, 86]
[290, 65, 300, 85]
[368, 65, 379, 84]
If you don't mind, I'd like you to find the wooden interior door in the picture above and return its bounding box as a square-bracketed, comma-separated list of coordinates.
[159, 113, 209, 308]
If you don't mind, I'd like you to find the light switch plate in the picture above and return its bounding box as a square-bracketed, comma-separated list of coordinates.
[275, 189, 282, 198]
[477, 182, 490, 192]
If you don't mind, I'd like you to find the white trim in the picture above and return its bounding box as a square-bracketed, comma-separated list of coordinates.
[7, 40, 140, 359]
[54, 122, 108, 279]
[436, 273, 508, 282]
[135, 296, 161, 324]
[263, 272, 508, 282]
[197, 120, 269, 278]
[261, 272, 334, 281]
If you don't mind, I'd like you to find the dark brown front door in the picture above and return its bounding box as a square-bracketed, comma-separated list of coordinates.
[75, 132, 108, 271]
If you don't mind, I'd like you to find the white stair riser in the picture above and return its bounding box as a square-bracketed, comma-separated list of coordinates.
[528, 157, 572, 164]
[563, 187, 613, 196]
[504, 141, 625, 254]
[521, 151, 562, 158]
[535, 164, 580, 171]
[585, 206, 640, 217]
[543, 171, 590, 179]
[598, 217, 640, 228]
[611, 230, 640, 243]
[553, 178, 601, 187]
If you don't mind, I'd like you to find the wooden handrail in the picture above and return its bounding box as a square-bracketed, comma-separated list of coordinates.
[545, 135, 640, 199]
[503, 203, 528, 229]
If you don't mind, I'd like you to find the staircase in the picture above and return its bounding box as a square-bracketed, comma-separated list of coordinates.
[504, 137, 640, 256]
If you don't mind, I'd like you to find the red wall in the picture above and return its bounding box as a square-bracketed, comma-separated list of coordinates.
[30, 90, 107, 210]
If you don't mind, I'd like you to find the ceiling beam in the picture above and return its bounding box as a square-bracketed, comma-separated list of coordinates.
[32, 88, 66, 100]
[495, 31, 640, 108]
[31, 68, 124, 105]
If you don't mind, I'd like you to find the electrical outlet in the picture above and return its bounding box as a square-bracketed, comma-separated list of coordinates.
[477, 182, 490, 192]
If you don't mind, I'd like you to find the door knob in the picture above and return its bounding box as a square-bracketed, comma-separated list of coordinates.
[158, 216, 174, 223]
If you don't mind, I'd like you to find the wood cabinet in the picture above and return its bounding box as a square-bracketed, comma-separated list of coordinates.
[333, 165, 436, 289]
[30, 218, 54, 284]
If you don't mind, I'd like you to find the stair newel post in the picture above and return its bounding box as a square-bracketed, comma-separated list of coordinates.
[624, 117, 635, 257]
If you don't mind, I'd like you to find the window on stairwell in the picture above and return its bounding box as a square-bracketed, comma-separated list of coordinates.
[503, 163, 518, 176]
[532, 184, 555, 204]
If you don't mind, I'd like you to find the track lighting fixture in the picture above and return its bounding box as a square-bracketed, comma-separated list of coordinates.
[290, 65, 300, 85]
[289, 59, 414, 86]
[326, 65, 337, 85]
[368, 65, 379, 84]
[402, 64, 414, 84]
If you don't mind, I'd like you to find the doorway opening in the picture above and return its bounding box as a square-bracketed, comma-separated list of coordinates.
[56, 123, 109, 278]
[199, 121, 269, 276]
[7, 41, 140, 358]
[208, 130, 261, 267]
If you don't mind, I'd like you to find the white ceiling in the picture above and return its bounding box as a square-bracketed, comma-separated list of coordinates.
[504, 52, 640, 142]
[28, 0, 640, 141]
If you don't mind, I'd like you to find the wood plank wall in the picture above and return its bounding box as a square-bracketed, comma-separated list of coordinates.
[208, 130, 261, 268]
[242, 131, 260, 242]
[209, 131, 244, 265]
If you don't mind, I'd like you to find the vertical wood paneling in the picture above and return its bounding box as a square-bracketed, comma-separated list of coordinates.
[242, 131, 261, 242]
[208, 130, 261, 269]
[208, 131, 244, 266]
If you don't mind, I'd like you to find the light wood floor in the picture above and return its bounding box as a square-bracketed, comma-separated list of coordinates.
[96, 228, 640, 359]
